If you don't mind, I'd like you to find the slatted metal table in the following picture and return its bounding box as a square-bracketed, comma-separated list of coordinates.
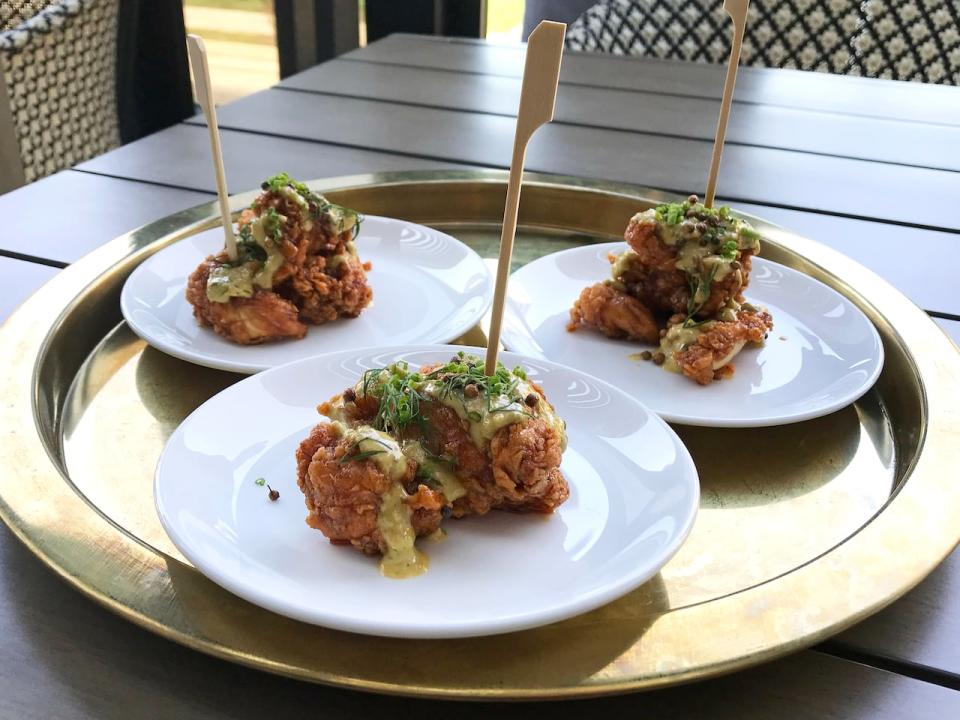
[1, 34, 958, 719]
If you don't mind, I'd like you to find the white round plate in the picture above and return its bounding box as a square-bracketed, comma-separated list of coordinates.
[502, 242, 884, 428]
[121, 216, 493, 373]
[155, 346, 699, 639]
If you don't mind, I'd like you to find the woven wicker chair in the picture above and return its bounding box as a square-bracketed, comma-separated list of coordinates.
[565, 0, 960, 85]
[0, 0, 120, 192]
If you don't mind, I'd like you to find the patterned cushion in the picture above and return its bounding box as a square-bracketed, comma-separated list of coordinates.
[1, 1, 50, 31]
[1, 0, 120, 183]
[565, 0, 960, 85]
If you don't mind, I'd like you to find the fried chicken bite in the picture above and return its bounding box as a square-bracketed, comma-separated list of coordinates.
[568, 281, 659, 342]
[285, 253, 373, 325]
[490, 416, 570, 512]
[418, 403, 500, 518]
[186, 256, 306, 344]
[295, 423, 444, 558]
[295, 354, 571, 577]
[185, 173, 372, 345]
[568, 194, 773, 384]
[621, 206, 757, 319]
[664, 307, 774, 385]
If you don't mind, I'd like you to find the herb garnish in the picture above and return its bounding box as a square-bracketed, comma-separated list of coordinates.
[260, 207, 284, 240]
[254, 477, 266, 486]
[655, 196, 728, 226]
[357, 353, 533, 436]
[338, 434, 395, 464]
[649, 198, 755, 327]
[685, 264, 719, 321]
[720, 239, 738, 261]
[339, 448, 387, 464]
[262, 173, 363, 235]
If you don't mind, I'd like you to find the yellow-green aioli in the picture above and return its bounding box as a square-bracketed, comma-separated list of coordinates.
[659, 323, 707, 373]
[421, 379, 567, 451]
[611, 250, 638, 281]
[376, 483, 428, 579]
[280, 185, 309, 211]
[401, 441, 466, 502]
[630, 206, 761, 290]
[337, 423, 408, 481]
[659, 321, 748, 373]
[205, 213, 285, 303]
[329, 422, 426, 579]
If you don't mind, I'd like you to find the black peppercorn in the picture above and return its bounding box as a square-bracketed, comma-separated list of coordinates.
[267, 485, 279, 501]
[524, 393, 539, 407]
[464, 383, 479, 398]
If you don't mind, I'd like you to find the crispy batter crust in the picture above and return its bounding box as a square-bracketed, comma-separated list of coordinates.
[568, 282, 659, 342]
[295, 424, 443, 554]
[623, 214, 755, 318]
[673, 308, 774, 385]
[297, 376, 570, 556]
[185, 257, 307, 344]
[185, 187, 372, 345]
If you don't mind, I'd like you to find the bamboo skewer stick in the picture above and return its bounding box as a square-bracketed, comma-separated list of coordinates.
[186, 34, 238, 260]
[704, 0, 749, 209]
[485, 21, 566, 376]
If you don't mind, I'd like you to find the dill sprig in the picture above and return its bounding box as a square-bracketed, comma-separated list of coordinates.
[358, 353, 531, 434]
[685, 263, 719, 323]
[361, 362, 426, 436]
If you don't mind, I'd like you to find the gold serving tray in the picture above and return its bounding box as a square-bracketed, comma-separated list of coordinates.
[1, 171, 958, 699]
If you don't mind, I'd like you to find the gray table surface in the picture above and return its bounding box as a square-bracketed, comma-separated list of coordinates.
[1, 33, 958, 718]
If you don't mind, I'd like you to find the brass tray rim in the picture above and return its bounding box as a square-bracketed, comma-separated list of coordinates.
[2, 169, 959, 700]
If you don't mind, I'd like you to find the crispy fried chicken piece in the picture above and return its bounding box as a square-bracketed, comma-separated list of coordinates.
[185, 257, 306, 344]
[285, 253, 373, 325]
[419, 403, 501, 518]
[300, 359, 570, 563]
[186, 179, 373, 345]
[623, 215, 755, 318]
[238, 195, 354, 283]
[318, 377, 569, 519]
[671, 308, 774, 385]
[295, 423, 443, 554]
[490, 417, 569, 513]
[568, 282, 659, 342]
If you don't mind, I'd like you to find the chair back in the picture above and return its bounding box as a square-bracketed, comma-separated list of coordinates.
[566, 0, 959, 85]
[0, 0, 120, 191]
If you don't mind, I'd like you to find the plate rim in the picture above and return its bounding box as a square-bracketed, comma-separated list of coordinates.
[153, 344, 701, 639]
[120, 215, 495, 374]
[504, 241, 885, 428]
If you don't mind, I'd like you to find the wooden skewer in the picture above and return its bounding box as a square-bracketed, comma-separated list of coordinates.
[186, 34, 238, 260]
[704, 0, 749, 209]
[485, 21, 566, 376]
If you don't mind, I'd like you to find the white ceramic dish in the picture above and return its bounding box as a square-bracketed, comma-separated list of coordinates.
[121, 217, 493, 373]
[502, 243, 884, 427]
[155, 345, 700, 639]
